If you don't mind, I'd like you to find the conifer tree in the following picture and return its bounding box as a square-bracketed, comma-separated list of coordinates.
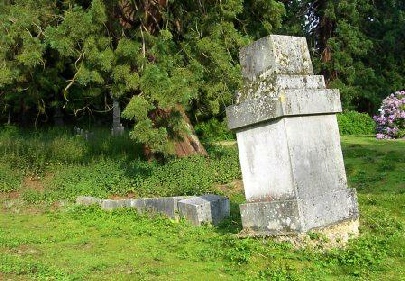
[0, 0, 59, 125]
[1, 0, 285, 156]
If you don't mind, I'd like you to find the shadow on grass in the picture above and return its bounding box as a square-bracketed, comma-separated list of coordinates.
[214, 200, 243, 235]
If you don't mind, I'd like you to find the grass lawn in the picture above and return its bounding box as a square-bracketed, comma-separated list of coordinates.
[1, 135, 404, 280]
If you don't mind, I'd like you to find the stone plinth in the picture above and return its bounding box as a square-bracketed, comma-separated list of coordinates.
[226, 35, 359, 235]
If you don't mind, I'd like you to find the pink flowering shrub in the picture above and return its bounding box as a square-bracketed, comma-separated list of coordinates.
[373, 91, 405, 139]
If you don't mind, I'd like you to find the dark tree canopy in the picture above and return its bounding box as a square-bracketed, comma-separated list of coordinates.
[280, 0, 405, 112]
[1, 0, 404, 154]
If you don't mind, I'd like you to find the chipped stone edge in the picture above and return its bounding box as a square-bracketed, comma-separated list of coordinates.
[239, 218, 359, 250]
[227, 89, 342, 130]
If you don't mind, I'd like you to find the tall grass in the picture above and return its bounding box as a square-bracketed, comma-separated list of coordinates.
[0, 125, 241, 199]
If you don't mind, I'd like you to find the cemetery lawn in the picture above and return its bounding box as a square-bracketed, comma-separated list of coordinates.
[1, 135, 404, 280]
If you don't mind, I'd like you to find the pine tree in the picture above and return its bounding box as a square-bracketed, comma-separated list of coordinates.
[0, 0, 59, 125]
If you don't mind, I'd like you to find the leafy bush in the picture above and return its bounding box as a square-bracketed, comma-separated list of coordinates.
[0, 124, 20, 138]
[195, 119, 235, 142]
[337, 110, 376, 135]
[50, 136, 87, 163]
[373, 90, 405, 139]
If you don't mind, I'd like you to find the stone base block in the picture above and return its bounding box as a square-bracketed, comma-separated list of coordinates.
[111, 125, 124, 136]
[178, 195, 230, 226]
[240, 189, 358, 236]
[269, 219, 359, 249]
[240, 199, 303, 235]
[300, 188, 359, 230]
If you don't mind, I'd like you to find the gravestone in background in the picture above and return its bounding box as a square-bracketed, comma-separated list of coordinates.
[226, 35, 359, 235]
[111, 99, 125, 136]
[54, 107, 64, 126]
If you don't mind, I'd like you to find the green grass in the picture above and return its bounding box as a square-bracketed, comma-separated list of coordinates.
[0, 126, 241, 199]
[1, 131, 404, 280]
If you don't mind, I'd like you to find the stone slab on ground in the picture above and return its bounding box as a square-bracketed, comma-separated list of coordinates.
[76, 196, 101, 206]
[178, 194, 230, 226]
[142, 196, 190, 219]
[101, 199, 131, 210]
[76, 195, 230, 226]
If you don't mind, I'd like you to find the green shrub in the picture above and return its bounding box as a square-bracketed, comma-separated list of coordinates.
[337, 110, 376, 135]
[49, 136, 87, 164]
[128, 145, 241, 197]
[85, 129, 143, 161]
[0, 124, 20, 138]
[0, 126, 86, 175]
[0, 126, 142, 175]
[195, 119, 235, 142]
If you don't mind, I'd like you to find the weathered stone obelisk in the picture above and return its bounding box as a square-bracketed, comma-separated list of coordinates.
[111, 99, 125, 136]
[226, 35, 359, 235]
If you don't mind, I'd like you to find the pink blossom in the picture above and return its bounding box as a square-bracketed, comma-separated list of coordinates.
[374, 91, 405, 139]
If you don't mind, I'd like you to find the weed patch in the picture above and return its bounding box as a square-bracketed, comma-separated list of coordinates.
[0, 163, 22, 192]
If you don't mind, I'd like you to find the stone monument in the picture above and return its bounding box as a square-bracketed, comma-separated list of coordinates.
[111, 99, 125, 136]
[226, 35, 359, 236]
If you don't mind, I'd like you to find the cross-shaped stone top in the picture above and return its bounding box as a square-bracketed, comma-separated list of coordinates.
[240, 35, 314, 81]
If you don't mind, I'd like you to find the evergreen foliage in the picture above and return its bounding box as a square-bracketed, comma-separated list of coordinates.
[280, 0, 405, 113]
[1, 0, 405, 151]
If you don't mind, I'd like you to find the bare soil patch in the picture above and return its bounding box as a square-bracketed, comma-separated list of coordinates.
[214, 179, 244, 197]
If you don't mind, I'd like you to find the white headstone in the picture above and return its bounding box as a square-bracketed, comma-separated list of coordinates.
[227, 35, 359, 235]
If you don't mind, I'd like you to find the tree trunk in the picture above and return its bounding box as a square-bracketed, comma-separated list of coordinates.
[173, 109, 207, 157]
[143, 106, 207, 160]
